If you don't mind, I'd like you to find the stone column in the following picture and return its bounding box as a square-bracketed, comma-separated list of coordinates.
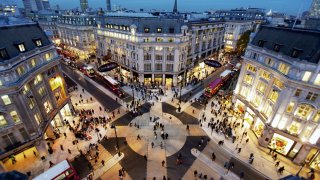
[0, 161, 7, 173]
[258, 126, 274, 147]
[293, 145, 311, 164]
[35, 140, 48, 157]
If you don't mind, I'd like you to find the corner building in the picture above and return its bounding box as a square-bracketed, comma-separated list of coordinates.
[95, 13, 225, 86]
[234, 26, 320, 170]
[0, 20, 72, 170]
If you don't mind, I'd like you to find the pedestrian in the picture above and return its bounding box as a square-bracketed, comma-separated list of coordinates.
[151, 142, 154, 148]
[33, 150, 37, 157]
[101, 160, 105, 166]
[273, 153, 278, 160]
[194, 170, 198, 177]
[275, 161, 280, 167]
[240, 171, 245, 179]
[162, 160, 165, 167]
[144, 155, 147, 161]
[245, 138, 249, 144]
[211, 152, 216, 161]
[60, 144, 64, 151]
[192, 109, 195, 114]
[160, 142, 163, 149]
[237, 148, 242, 154]
[63, 132, 67, 139]
[165, 133, 168, 139]
[186, 124, 189, 131]
[68, 149, 71, 154]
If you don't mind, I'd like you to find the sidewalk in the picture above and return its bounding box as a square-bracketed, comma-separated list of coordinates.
[198, 96, 318, 180]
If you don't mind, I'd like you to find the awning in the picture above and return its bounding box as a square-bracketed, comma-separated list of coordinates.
[204, 60, 222, 68]
[98, 62, 118, 72]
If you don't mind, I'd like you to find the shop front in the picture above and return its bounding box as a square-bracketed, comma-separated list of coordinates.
[154, 74, 163, 85]
[165, 74, 173, 87]
[243, 108, 255, 129]
[120, 66, 130, 82]
[268, 133, 295, 155]
[253, 118, 265, 137]
[235, 99, 245, 114]
[144, 74, 152, 85]
[306, 148, 320, 171]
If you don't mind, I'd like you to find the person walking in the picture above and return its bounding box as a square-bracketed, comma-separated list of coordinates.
[275, 161, 280, 167]
[239, 171, 245, 180]
[151, 142, 154, 148]
[101, 160, 105, 166]
[194, 170, 198, 177]
[211, 152, 216, 161]
[162, 160, 165, 167]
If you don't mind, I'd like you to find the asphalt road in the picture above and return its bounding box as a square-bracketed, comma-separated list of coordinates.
[167, 136, 208, 179]
[61, 64, 121, 111]
[180, 66, 228, 102]
[162, 102, 199, 124]
[100, 137, 147, 179]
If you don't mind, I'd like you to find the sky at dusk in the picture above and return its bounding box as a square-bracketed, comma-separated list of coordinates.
[14, 0, 313, 15]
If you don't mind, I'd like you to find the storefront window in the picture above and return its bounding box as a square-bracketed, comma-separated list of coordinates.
[253, 118, 264, 136]
[244, 74, 254, 85]
[268, 133, 295, 155]
[286, 102, 295, 113]
[50, 77, 63, 90]
[235, 100, 245, 114]
[252, 92, 263, 107]
[287, 121, 301, 135]
[243, 111, 254, 128]
[294, 104, 314, 120]
[10, 111, 21, 123]
[256, 80, 266, 93]
[313, 111, 320, 123]
[269, 90, 279, 103]
[310, 153, 320, 171]
[240, 85, 250, 98]
[306, 148, 318, 164]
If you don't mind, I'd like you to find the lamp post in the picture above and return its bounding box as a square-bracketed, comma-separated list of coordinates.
[111, 125, 121, 156]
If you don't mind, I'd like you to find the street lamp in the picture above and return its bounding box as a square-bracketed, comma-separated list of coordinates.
[111, 125, 121, 156]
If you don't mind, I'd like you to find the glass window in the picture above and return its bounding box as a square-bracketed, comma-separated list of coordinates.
[262, 102, 273, 118]
[34, 74, 42, 85]
[35, 40, 42, 47]
[1, 95, 11, 105]
[34, 113, 41, 125]
[246, 64, 256, 73]
[278, 63, 290, 75]
[144, 64, 151, 71]
[30, 59, 36, 67]
[295, 104, 313, 120]
[252, 92, 263, 107]
[256, 80, 266, 93]
[306, 92, 318, 102]
[0, 115, 7, 127]
[18, 43, 26, 52]
[273, 79, 284, 89]
[244, 74, 254, 85]
[302, 71, 312, 82]
[240, 85, 250, 98]
[156, 38, 163, 42]
[155, 55, 162, 61]
[28, 97, 35, 109]
[269, 90, 279, 103]
[166, 64, 173, 72]
[157, 28, 162, 33]
[313, 111, 320, 123]
[38, 86, 46, 98]
[144, 28, 149, 33]
[314, 74, 320, 85]
[155, 64, 162, 71]
[265, 57, 274, 66]
[44, 100, 52, 113]
[294, 89, 302, 97]
[45, 53, 52, 61]
[17, 66, 26, 76]
[287, 121, 301, 135]
[259, 70, 270, 80]
[10, 111, 21, 123]
[286, 102, 295, 113]
[301, 125, 315, 140]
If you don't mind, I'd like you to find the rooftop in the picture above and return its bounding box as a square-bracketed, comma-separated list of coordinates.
[105, 12, 156, 18]
[251, 26, 320, 64]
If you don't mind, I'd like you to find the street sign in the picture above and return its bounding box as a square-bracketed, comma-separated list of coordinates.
[204, 60, 222, 68]
[98, 62, 118, 72]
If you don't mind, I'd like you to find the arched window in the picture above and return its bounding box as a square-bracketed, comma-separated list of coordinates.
[294, 104, 314, 120]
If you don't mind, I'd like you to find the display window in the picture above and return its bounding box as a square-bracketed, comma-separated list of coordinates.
[253, 118, 264, 137]
[243, 111, 254, 129]
[235, 100, 245, 114]
[306, 148, 318, 164]
[310, 153, 320, 171]
[268, 133, 295, 155]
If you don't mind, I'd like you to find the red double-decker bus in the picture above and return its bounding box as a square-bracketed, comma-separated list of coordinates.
[34, 160, 79, 180]
[204, 78, 223, 98]
[95, 72, 124, 97]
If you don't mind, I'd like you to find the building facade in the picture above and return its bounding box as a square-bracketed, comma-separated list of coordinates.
[0, 19, 72, 170]
[56, 14, 96, 59]
[37, 11, 60, 43]
[234, 26, 320, 170]
[224, 20, 254, 52]
[23, 0, 50, 12]
[95, 13, 225, 86]
[310, 0, 320, 18]
[210, 8, 266, 23]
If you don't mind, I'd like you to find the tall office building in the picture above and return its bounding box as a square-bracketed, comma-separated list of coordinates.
[310, 0, 320, 18]
[23, 0, 50, 12]
[80, 0, 88, 12]
[106, 0, 111, 11]
[41, 0, 51, 10]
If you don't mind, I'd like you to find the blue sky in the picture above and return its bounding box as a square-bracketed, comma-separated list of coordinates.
[14, 0, 312, 15]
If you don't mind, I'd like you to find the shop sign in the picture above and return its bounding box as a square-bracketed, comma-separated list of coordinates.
[204, 60, 222, 68]
[98, 62, 118, 72]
